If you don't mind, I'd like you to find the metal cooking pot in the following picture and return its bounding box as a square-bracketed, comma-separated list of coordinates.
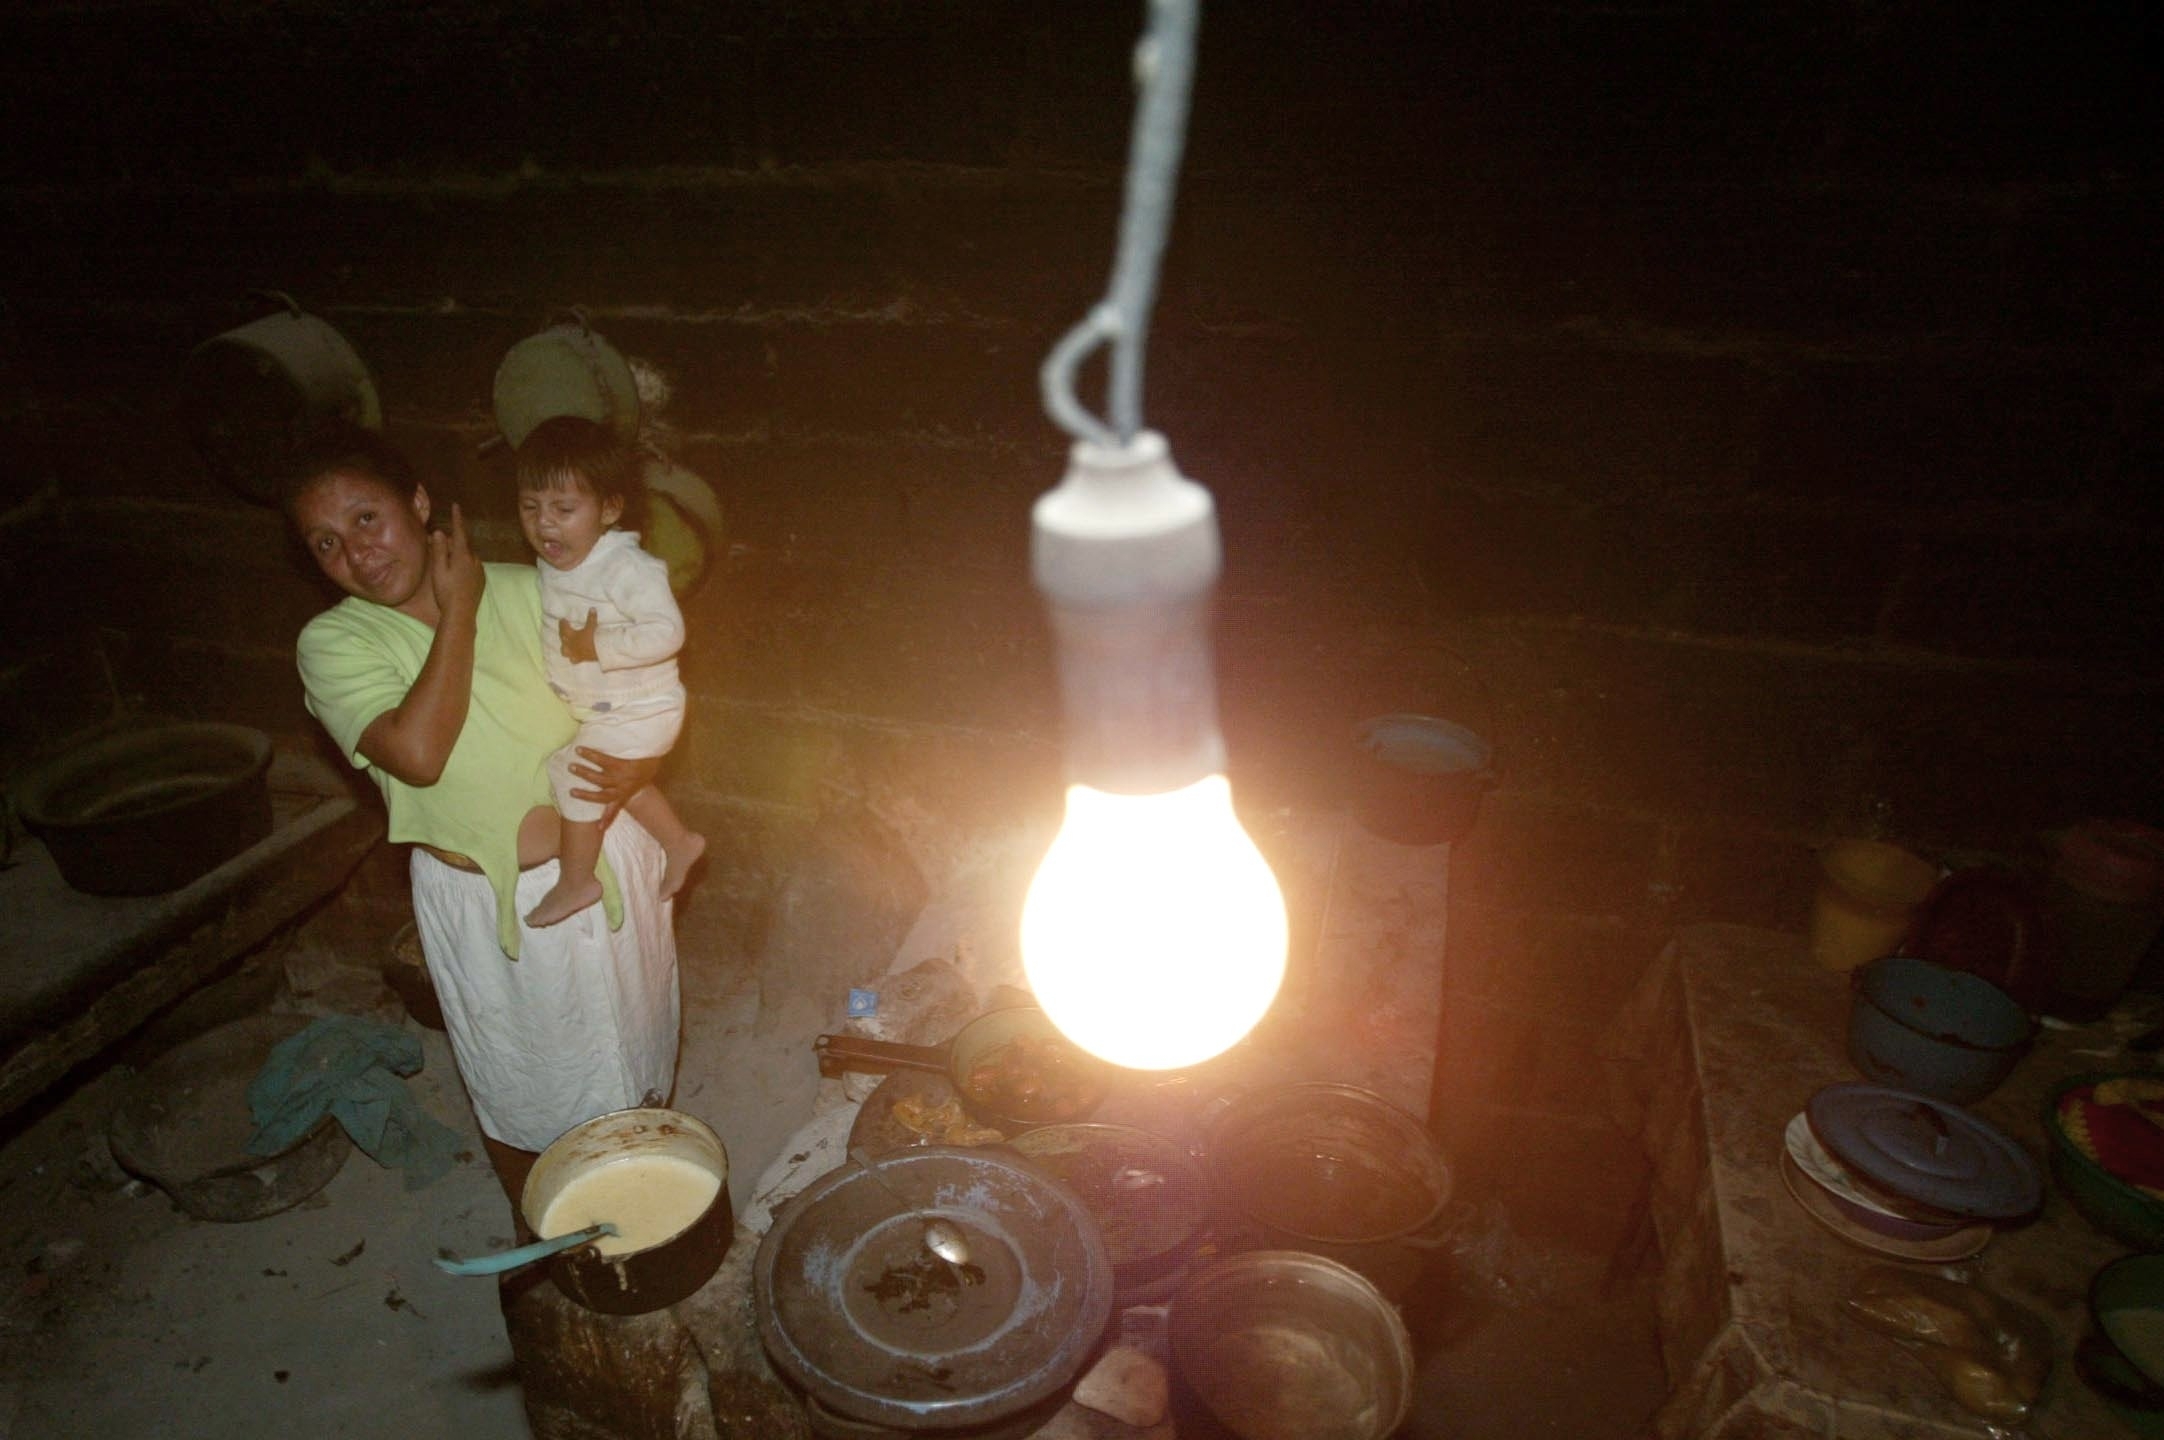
[14, 722, 273, 896]
[1007, 1123, 1211, 1298]
[754, 1146, 1115, 1432]
[1848, 955, 2034, 1104]
[1202, 1081, 1454, 1298]
[520, 1107, 733, 1315]
[492, 315, 641, 449]
[814, 1007, 1111, 1132]
[1169, 1250, 1415, 1440]
[178, 293, 381, 505]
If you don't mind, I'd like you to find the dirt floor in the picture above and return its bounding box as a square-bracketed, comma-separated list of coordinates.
[0, 867, 1667, 1440]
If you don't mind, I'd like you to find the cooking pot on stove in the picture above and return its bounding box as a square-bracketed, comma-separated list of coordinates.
[814, 1006, 1110, 1133]
[1202, 1081, 1454, 1298]
[755, 1146, 1114, 1432]
[1007, 1123, 1211, 1300]
[520, 1107, 733, 1315]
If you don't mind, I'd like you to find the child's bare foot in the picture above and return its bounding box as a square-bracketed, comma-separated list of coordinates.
[661, 832, 707, 901]
[526, 875, 604, 928]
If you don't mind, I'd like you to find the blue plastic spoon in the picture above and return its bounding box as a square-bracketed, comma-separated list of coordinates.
[433, 1223, 618, 1276]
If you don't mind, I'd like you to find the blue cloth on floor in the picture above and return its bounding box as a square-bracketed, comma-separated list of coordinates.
[246, 1014, 463, 1190]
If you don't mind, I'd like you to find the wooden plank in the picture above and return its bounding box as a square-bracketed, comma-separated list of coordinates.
[0, 788, 381, 1120]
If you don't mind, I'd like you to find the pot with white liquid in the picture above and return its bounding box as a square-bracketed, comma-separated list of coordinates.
[521, 1106, 733, 1315]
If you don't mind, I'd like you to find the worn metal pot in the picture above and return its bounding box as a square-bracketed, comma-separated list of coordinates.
[493, 316, 642, 449]
[520, 1107, 732, 1315]
[14, 722, 273, 896]
[1007, 1123, 1211, 1299]
[1168, 1250, 1416, 1440]
[178, 294, 381, 505]
[1848, 955, 2033, 1103]
[754, 1145, 1115, 1432]
[814, 1007, 1110, 1133]
[1203, 1081, 1453, 1298]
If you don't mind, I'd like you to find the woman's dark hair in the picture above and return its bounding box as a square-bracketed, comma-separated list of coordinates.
[278, 419, 417, 516]
[514, 416, 647, 533]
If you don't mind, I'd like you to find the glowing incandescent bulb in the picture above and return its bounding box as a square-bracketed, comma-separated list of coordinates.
[1023, 432, 1288, 1070]
[1023, 776, 1287, 1071]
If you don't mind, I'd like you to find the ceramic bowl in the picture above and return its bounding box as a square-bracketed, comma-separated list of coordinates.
[1784, 1114, 1965, 1242]
[1848, 955, 2033, 1103]
[2045, 1075, 2164, 1250]
[2082, 1255, 2164, 1439]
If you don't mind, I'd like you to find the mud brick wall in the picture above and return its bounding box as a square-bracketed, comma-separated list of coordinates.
[3, 2, 2160, 1240]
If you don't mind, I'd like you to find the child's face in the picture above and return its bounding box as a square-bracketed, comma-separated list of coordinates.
[519, 477, 622, 571]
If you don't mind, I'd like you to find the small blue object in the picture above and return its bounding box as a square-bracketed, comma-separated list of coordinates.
[433, 1223, 619, 1276]
[848, 988, 878, 1018]
[1807, 1082, 2041, 1220]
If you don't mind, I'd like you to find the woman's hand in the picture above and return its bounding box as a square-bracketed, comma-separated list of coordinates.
[430, 503, 484, 622]
[354, 502, 480, 786]
[568, 748, 663, 824]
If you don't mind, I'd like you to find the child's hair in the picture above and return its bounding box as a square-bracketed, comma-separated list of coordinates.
[278, 419, 416, 517]
[514, 416, 647, 533]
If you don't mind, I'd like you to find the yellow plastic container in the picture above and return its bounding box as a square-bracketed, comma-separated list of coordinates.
[1811, 839, 1939, 971]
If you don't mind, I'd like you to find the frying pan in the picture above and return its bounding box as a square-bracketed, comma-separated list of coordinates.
[814, 1006, 1110, 1132]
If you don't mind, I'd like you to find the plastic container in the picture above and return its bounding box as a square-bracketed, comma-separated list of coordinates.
[1350, 714, 1494, 846]
[1809, 839, 1940, 972]
[2037, 820, 2164, 1021]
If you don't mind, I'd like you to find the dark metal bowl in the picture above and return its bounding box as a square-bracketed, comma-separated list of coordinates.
[15, 722, 272, 896]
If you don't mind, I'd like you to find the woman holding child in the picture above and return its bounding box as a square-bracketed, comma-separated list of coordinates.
[282, 419, 692, 1206]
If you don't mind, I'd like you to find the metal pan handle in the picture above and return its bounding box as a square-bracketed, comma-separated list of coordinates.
[814, 1033, 951, 1080]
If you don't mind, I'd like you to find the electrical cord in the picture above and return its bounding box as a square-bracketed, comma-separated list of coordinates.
[1040, 0, 1199, 448]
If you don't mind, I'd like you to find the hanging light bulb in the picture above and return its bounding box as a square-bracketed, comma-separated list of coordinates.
[1020, 0, 1285, 1070]
[1023, 432, 1288, 1070]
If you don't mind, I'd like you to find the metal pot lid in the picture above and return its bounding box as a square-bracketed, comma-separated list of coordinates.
[1006, 1124, 1210, 1275]
[1807, 1083, 2041, 1220]
[753, 1146, 1114, 1431]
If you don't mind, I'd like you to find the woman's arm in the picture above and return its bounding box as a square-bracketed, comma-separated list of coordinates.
[356, 507, 485, 785]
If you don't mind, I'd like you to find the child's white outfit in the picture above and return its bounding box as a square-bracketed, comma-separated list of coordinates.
[538, 529, 687, 823]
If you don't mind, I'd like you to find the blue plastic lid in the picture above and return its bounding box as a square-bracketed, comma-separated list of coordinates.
[1806, 1082, 2041, 1220]
[1354, 714, 1492, 777]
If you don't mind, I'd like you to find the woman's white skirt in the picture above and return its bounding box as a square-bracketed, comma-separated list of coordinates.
[409, 815, 681, 1153]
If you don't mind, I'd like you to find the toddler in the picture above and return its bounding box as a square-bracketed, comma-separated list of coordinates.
[516, 416, 706, 927]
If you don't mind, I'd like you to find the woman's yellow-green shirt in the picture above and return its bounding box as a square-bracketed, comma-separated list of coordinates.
[296, 562, 620, 957]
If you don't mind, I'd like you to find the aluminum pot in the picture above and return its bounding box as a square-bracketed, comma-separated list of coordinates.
[520, 1107, 732, 1315]
[1168, 1250, 1415, 1440]
[1203, 1081, 1453, 1298]
[493, 316, 641, 449]
[178, 294, 381, 505]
